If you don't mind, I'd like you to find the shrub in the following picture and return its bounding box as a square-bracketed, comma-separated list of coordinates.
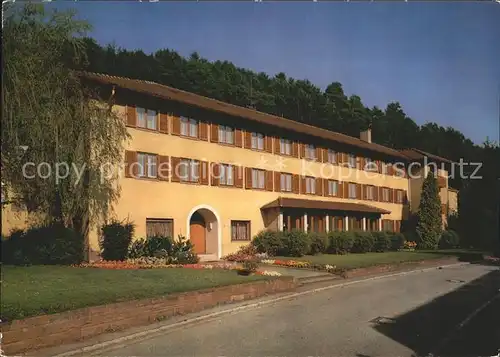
[242, 259, 259, 272]
[308, 232, 328, 255]
[282, 230, 310, 257]
[351, 231, 374, 253]
[439, 230, 460, 249]
[373, 231, 391, 252]
[389, 232, 406, 251]
[2, 224, 83, 265]
[328, 231, 354, 255]
[416, 171, 442, 249]
[100, 220, 135, 261]
[252, 230, 285, 256]
[128, 238, 148, 259]
[223, 244, 258, 262]
[171, 235, 199, 264]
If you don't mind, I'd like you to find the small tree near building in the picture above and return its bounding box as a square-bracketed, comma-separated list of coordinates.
[416, 170, 442, 249]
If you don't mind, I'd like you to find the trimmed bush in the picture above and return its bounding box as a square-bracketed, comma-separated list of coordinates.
[373, 231, 392, 252]
[389, 232, 406, 251]
[351, 231, 374, 253]
[439, 230, 460, 249]
[282, 230, 310, 257]
[2, 224, 83, 265]
[328, 231, 355, 254]
[308, 232, 328, 255]
[100, 220, 135, 261]
[171, 235, 199, 264]
[252, 230, 285, 256]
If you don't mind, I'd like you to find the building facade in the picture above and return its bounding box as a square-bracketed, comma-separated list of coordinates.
[1, 72, 457, 260]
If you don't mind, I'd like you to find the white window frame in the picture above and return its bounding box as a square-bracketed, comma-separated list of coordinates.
[306, 177, 316, 194]
[137, 153, 157, 178]
[252, 169, 265, 189]
[180, 117, 198, 138]
[179, 159, 199, 182]
[348, 183, 357, 199]
[327, 149, 337, 164]
[136, 107, 146, 128]
[381, 162, 389, 175]
[397, 190, 403, 203]
[383, 188, 390, 202]
[366, 185, 374, 200]
[146, 109, 157, 130]
[280, 138, 292, 155]
[280, 173, 292, 192]
[305, 144, 316, 160]
[328, 180, 338, 196]
[251, 132, 265, 151]
[218, 125, 234, 145]
[348, 154, 357, 168]
[365, 158, 377, 172]
[220, 164, 234, 186]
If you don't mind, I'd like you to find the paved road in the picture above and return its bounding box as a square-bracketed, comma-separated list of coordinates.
[90, 264, 500, 357]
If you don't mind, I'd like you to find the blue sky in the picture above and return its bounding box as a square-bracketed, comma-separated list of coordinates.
[51, 1, 500, 144]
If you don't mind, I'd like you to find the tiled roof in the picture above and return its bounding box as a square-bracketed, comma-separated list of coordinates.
[80, 71, 409, 160]
[261, 197, 391, 214]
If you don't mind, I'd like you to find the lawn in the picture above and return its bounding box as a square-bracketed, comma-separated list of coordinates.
[1, 266, 268, 321]
[275, 249, 481, 269]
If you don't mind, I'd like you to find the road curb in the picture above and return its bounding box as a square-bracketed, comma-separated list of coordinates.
[49, 261, 470, 357]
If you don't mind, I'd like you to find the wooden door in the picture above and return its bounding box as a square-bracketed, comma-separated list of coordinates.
[190, 215, 206, 254]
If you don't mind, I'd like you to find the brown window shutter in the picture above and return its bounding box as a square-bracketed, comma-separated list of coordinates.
[159, 113, 169, 134]
[300, 176, 306, 194]
[200, 161, 209, 185]
[360, 157, 366, 171]
[273, 137, 280, 154]
[356, 184, 362, 199]
[292, 174, 300, 194]
[321, 148, 328, 163]
[374, 185, 379, 201]
[265, 170, 274, 191]
[388, 164, 394, 176]
[337, 153, 343, 164]
[316, 177, 323, 196]
[245, 167, 252, 189]
[315, 147, 322, 161]
[171, 157, 181, 182]
[171, 115, 181, 135]
[292, 141, 299, 158]
[124, 150, 137, 178]
[199, 122, 208, 141]
[389, 188, 394, 203]
[265, 136, 273, 153]
[338, 182, 343, 198]
[244, 131, 252, 149]
[210, 163, 220, 186]
[210, 123, 219, 143]
[274, 171, 281, 192]
[343, 182, 349, 198]
[300, 143, 306, 159]
[376, 160, 382, 173]
[234, 165, 244, 188]
[157, 155, 170, 181]
[234, 129, 243, 147]
[126, 105, 137, 127]
[403, 190, 408, 204]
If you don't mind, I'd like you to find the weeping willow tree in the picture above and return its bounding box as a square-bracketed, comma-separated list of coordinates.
[1, 4, 129, 255]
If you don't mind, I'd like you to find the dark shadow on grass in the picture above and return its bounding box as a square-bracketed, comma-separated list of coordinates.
[421, 250, 486, 263]
[372, 268, 500, 356]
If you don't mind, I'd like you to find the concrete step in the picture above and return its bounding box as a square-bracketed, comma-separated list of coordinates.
[298, 274, 338, 285]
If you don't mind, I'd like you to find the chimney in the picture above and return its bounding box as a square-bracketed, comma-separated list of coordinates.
[360, 128, 372, 143]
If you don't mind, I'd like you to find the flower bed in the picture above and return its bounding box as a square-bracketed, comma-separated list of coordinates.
[260, 259, 342, 275]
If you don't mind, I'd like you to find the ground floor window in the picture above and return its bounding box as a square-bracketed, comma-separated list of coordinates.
[329, 216, 344, 231]
[367, 218, 379, 231]
[348, 216, 362, 231]
[307, 215, 324, 233]
[146, 218, 173, 238]
[231, 220, 250, 241]
[382, 219, 395, 232]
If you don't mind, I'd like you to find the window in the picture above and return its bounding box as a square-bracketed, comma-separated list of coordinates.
[137, 153, 157, 178]
[280, 173, 292, 192]
[396, 190, 404, 203]
[305, 144, 316, 160]
[251, 132, 265, 150]
[348, 183, 357, 199]
[383, 220, 394, 232]
[394, 165, 405, 177]
[381, 162, 389, 175]
[146, 110, 157, 130]
[220, 164, 234, 186]
[327, 180, 338, 196]
[136, 108, 157, 130]
[218, 125, 234, 144]
[382, 188, 390, 202]
[146, 218, 173, 238]
[180, 117, 198, 137]
[365, 158, 377, 171]
[179, 159, 199, 182]
[327, 149, 337, 164]
[280, 138, 292, 155]
[231, 221, 250, 241]
[366, 185, 374, 200]
[136, 107, 146, 128]
[348, 154, 357, 168]
[251, 169, 265, 189]
[306, 177, 316, 194]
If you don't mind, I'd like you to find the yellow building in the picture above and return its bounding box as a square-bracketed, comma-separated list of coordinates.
[1, 72, 458, 260]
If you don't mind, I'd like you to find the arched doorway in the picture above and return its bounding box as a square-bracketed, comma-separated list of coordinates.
[187, 206, 220, 258]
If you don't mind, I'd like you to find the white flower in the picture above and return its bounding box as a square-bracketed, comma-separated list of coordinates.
[260, 270, 282, 276]
[260, 259, 275, 265]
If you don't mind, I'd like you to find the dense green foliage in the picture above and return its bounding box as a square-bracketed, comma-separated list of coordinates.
[351, 232, 375, 253]
[2, 224, 83, 265]
[372, 231, 392, 252]
[416, 172, 443, 249]
[439, 230, 461, 249]
[252, 230, 285, 256]
[127, 234, 199, 264]
[308, 232, 329, 255]
[100, 220, 134, 261]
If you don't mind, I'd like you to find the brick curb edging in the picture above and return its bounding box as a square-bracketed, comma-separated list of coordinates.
[0, 277, 297, 355]
[345, 257, 460, 278]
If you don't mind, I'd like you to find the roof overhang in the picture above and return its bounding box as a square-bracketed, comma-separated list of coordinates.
[261, 197, 391, 215]
[400, 148, 455, 165]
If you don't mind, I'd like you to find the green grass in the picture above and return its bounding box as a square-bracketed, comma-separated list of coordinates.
[1, 266, 268, 321]
[275, 249, 482, 269]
